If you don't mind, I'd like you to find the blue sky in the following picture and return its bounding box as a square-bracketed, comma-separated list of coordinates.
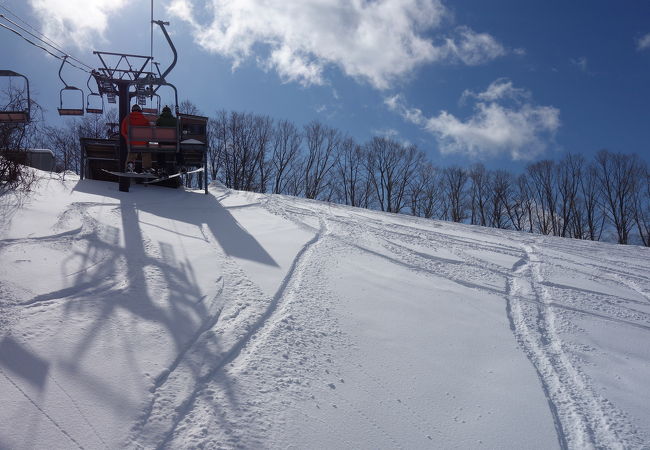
[2, 0, 650, 172]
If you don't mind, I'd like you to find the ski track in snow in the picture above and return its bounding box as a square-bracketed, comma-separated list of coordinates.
[127, 196, 327, 448]
[223, 197, 441, 448]
[264, 199, 439, 446]
[506, 240, 647, 449]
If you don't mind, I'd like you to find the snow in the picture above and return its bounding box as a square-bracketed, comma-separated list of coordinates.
[1, 172, 649, 449]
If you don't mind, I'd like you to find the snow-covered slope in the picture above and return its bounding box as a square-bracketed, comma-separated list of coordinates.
[1, 173, 649, 449]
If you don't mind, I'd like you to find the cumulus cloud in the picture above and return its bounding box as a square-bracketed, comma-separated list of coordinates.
[27, 0, 510, 89]
[166, 0, 507, 89]
[387, 79, 560, 160]
[637, 33, 650, 51]
[28, 0, 126, 48]
[441, 26, 506, 66]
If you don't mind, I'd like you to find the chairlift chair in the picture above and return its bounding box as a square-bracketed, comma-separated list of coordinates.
[86, 93, 103, 114]
[86, 75, 104, 114]
[57, 56, 84, 116]
[141, 93, 160, 115]
[0, 70, 30, 123]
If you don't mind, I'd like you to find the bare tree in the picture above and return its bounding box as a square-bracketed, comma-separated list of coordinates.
[594, 150, 642, 244]
[505, 174, 533, 232]
[489, 169, 512, 229]
[632, 163, 650, 246]
[42, 110, 117, 178]
[1, 83, 42, 192]
[577, 161, 605, 241]
[222, 112, 252, 190]
[76, 111, 114, 139]
[556, 153, 583, 237]
[526, 160, 559, 235]
[45, 124, 79, 174]
[207, 110, 228, 182]
[468, 163, 491, 226]
[409, 162, 441, 219]
[365, 137, 421, 213]
[248, 114, 273, 192]
[270, 119, 302, 194]
[178, 100, 201, 116]
[442, 166, 469, 223]
[303, 121, 340, 200]
[334, 137, 367, 207]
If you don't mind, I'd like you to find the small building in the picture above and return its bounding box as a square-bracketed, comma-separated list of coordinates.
[2, 148, 55, 171]
[25, 149, 55, 171]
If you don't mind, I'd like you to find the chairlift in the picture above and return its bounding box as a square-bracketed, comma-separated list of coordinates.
[57, 56, 84, 116]
[0, 70, 30, 123]
[86, 75, 104, 114]
[141, 93, 160, 115]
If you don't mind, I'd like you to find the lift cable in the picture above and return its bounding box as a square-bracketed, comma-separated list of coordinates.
[0, 12, 94, 72]
[0, 3, 66, 53]
[0, 20, 91, 73]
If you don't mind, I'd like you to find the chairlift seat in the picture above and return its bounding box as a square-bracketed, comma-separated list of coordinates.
[0, 110, 29, 123]
[0, 70, 31, 123]
[58, 84, 85, 117]
[128, 126, 177, 152]
[58, 108, 85, 116]
[86, 91, 104, 115]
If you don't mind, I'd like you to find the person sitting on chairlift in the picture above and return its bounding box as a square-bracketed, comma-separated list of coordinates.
[155, 106, 179, 173]
[156, 105, 177, 127]
[121, 104, 153, 173]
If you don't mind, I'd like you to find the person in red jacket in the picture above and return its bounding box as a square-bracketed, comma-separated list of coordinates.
[121, 104, 153, 172]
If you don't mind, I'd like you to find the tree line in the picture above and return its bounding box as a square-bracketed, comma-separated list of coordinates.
[2, 96, 650, 246]
[206, 109, 650, 247]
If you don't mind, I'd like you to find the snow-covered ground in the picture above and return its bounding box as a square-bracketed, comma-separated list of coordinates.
[1, 172, 649, 449]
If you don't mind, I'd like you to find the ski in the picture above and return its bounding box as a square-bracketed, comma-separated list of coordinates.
[143, 167, 204, 184]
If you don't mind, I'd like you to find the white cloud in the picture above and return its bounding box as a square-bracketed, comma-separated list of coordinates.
[637, 33, 650, 51]
[28, 0, 126, 49]
[570, 56, 588, 72]
[461, 78, 530, 103]
[442, 26, 506, 66]
[167, 0, 507, 89]
[372, 128, 400, 138]
[387, 80, 560, 160]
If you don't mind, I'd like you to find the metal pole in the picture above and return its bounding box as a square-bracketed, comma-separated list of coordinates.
[150, 0, 153, 73]
[79, 138, 85, 180]
[204, 142, 208, 195]
[118, 82, 130, 192]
